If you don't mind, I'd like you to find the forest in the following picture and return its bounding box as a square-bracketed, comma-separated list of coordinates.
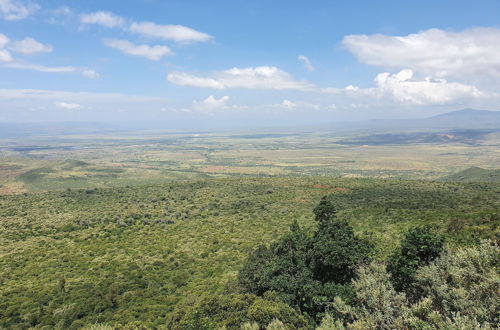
[1, 176, 498, 329]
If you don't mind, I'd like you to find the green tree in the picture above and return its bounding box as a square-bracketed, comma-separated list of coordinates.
[313, 196, 337, 223]
[238, 197, 373, 321]
[387, 225, 445, 293]
[309, 219, 373, 284]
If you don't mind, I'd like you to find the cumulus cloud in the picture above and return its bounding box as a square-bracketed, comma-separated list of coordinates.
[192, 95, 229, 111]
[298, 55, 314, 71]
[55, 102, 81, 110]
[9, 37, 52, 54]
[103, 39, 173, 61]
[343, 27, 500, 79]
[0, 0, 38, 20]
[80, 11, 125, 28]
[372, 69, 489, 104]
[168, 66, 314, 90]
[130, 21, 212, 43]
[330, 69, 492, 105]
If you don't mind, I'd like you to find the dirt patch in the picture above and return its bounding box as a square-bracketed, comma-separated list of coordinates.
[0, 186, 13, 195]
[313, 184, 330, 189]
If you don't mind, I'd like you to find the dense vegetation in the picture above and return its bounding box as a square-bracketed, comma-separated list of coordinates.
[442, 166, 500, 183]
[0, 177, 499, 328]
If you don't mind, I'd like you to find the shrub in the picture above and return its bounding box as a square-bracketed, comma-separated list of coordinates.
[415, 240, 499, 324]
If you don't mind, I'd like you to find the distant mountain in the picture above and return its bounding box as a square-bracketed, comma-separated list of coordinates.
[331, 109, 500, 131]
[441, 167, 500, 183]
[424, 109, 500, 129]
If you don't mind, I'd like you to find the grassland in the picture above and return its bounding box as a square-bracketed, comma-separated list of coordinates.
[1, 128, 499, 195]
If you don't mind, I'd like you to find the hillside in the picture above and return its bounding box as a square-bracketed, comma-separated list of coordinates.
[442, 167, 500, 183]
[0, 177, 498, 328]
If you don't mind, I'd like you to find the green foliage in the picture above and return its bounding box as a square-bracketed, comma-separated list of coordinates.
[0, 177, 498, 328]
[387, 226, 445, 293]
[238, 198, 372, 320]
[313, 196, 337, 223]
[442, 166, 500, 183]
[238, 221, 320, 316]
[415, 240, 499, 325]
[323, 241, 498, 329]
[167, 294, 308, 330]
[309, 219, 373, 284]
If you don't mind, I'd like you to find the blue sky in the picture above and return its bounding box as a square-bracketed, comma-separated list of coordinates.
[1, 0, 500, 125]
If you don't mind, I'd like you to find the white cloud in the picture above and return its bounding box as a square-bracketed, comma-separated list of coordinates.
[298, 55, 314, 71]
[0, 49, 11, 62]
[372, 69, 489, 105]
[130, 21, 212, 43]
[4, 61, 99, 78]
[80, 11, 124, 28]
[9, 37, 52, 54]
[168, 66, 314, 90]
[192, 95, 229, 111]
[0, 0, 38, 20]
[281, 99, 297, 108]
[343, 28, 500, 80]
[0, 33, 12, 62]
[55, 102, 81, 110]
[103, 39, 173, 61]
[334, 69, 492, 105]
[0, 33, 8, 48]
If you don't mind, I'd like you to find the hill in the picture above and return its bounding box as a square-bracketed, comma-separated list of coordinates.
[332, 109, 500, 131]
[0, 176, 498, 328]
[442, 166, 500, 182]
[425, 108, 500, 129]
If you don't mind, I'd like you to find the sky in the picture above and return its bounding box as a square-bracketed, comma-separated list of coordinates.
[1, 0, 500, 127]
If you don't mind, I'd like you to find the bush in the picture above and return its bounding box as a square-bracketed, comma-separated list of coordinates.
[415, 240, 499, 324]
[323, 240, 498, 329]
